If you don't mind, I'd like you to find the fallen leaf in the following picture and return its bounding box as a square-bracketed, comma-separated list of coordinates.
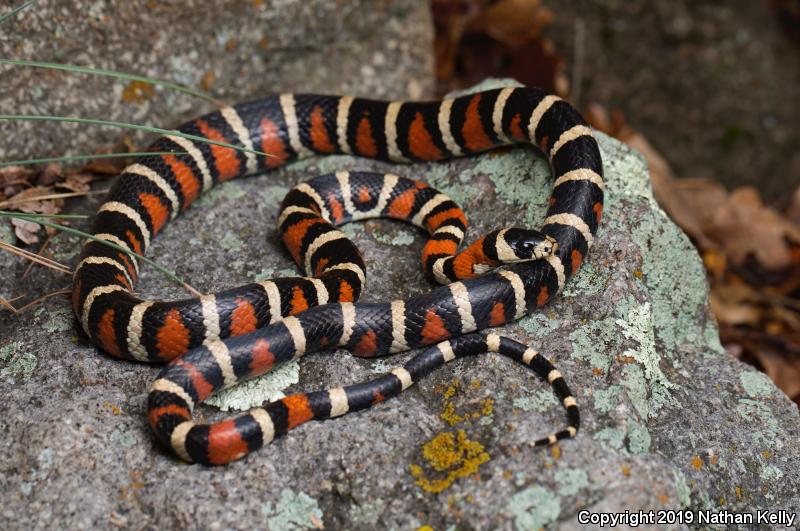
[36, 164, 65, 186]
[11, 217, 41, 244]
[0, 166, 35, 198]
[710, 284, 762, 327]
[56, 173, 94, 194]
[709, 187, 800, 270]
[467, 0, 553, 48]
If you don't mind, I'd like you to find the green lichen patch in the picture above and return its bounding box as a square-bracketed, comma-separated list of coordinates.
[34, 306, 73, 333]
[673, 470, 692, 507]
[348, 499, 385, 526]
[253, 266, 299, 282]
[518, 312, 562, 339]
[219, 232, 244, 250]
[504, 486, 561, 531]
[627, 420, 652, 455]
[261, 488, 324, 531]
[0, 341, 37, 382]
[0, 220, 13, 244]
[110, 428, 136, 447]
[735, 399, 781, 448]
[593, 427, 626, 451]
[740, 371, 774, 398]
[259, 184, 290, 205]
[592, 385, 622, 413]
[206, 359, 300, 411]
[616, 301, 677, 419]
[460, 150, 551, 228]
[370, 227, 416, 246]
[568, 316, 619, 373]
[555, 468, 589, 497]
[194, 179, 247, 208]
[512, 389, 558, 413]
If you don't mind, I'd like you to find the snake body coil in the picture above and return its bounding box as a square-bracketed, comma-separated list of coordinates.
[72, 87, 603, 465]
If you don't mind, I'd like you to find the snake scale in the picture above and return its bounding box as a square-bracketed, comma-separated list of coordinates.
[71, 87, 603, 465]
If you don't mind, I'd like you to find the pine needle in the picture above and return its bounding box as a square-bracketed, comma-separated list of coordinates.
[0, 150, 189, 168]
[7, 212, 88, 220]
[0, 210, 202, 296]
[14, 289, 71, 313]
[0, 115, 270, 158]
[0, 240, 72, 274]
[0, 189, 107, 208]
[0, 59, 221, 104]
[22, 232, 53, 279]
[0, 0, 36, 25]
[0, 295, 18, 312]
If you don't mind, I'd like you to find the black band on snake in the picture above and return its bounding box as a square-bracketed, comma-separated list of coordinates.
[71, 87, 603, 465]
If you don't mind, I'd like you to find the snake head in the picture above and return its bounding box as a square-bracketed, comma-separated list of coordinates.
[499, 229, 558, 262]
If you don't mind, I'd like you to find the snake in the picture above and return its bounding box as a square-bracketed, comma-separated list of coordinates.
[71, 87, 603, 465]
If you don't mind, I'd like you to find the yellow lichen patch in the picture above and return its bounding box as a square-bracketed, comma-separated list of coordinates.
[121, 81, 154, 104]
[691, 455, 704, 470]
[658, 494, 669, 504]
[592, 367, 604, 376]
[417, 526, 435, 531]
[735, 486, 743, 500]
[439, 379, 494, 426]
[200, 70, 215, 91]
[104, 401, 122, 415]
[620, 465, 631, 476]
[633, 269, 643, 279]
[409, 430, 490, 494]
[761, 450, 771, 459]
[550, 444, 561, 460]
[710, 454, 719, 465]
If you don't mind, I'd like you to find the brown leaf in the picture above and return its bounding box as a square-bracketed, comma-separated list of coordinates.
[467, 0, 553, 48]
[56, 173, 94, 194]
[624, 131, 716, 250]
[121, 80, 155, 104]
[11, 217, 41, 244]
[786, 186, 800, 226]
[0, 166, 35, 198]
[710, 284, 762, 327]
[709, 187, 800, 270]
[36, 164, 65, 186]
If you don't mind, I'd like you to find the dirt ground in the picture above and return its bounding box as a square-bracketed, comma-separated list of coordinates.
[546, 0, 800, 205]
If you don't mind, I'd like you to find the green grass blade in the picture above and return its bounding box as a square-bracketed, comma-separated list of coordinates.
[0, 151, 187, 168]
[4, 211, 87, 220]
[0, 58, 219, 104]
[0, 114, 270, 158]
[0, 210, 200, 295]
[0, 0, 36, 24]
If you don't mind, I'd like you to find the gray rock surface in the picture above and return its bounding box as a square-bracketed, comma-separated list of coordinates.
[0, 0, 434, 160]
[1, 46, 799, 531]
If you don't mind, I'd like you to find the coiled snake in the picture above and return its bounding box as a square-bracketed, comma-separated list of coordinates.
[72, 87, 603, 465]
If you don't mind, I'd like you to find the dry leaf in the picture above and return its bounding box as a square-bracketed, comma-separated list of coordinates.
[0, 166, 35, 198]
[468, 0, 553, 48]
[710, 284, 762, 327]
[57, 173, 94, 194]
[11, 217, 41, 244]
[36, 164, 65, 186]
[786, 186, 800, 226]
[709, 187, 800, 270]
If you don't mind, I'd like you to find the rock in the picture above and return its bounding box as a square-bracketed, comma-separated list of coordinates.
[2, 77, 799, 529]
[0, 0, 433, 160]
